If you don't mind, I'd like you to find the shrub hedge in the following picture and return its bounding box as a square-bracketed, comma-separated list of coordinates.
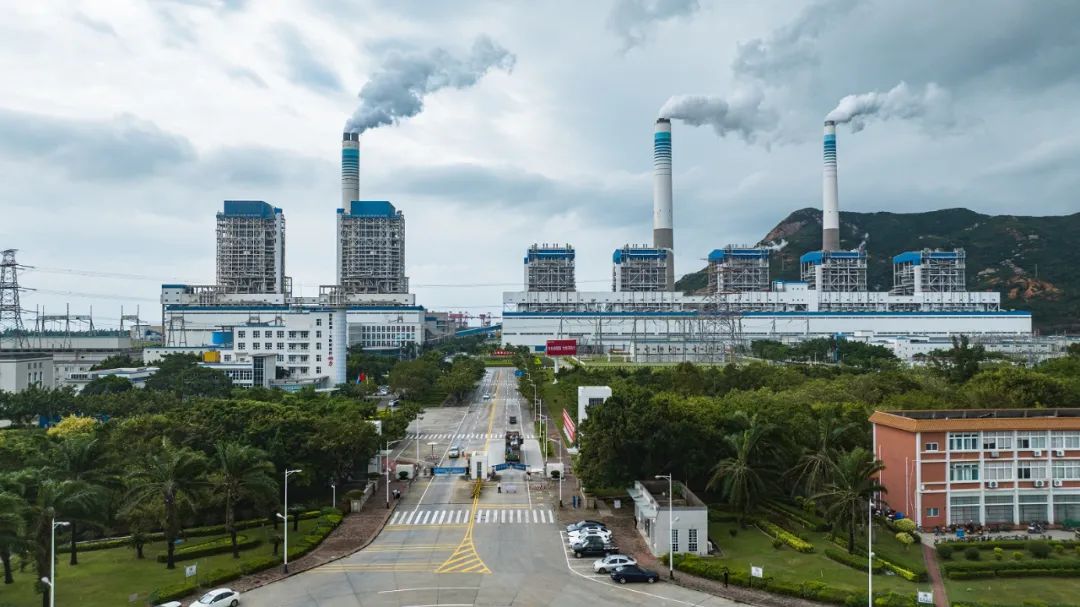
[937, 539, 1077, 552]
[824, 547, 884, 573]
[147, 581, 198, 604]
[754, 520, 815, 553]
[155, 534, 261, 563]
[944, 557, 1080, 579]
[764, 500, 830, 532]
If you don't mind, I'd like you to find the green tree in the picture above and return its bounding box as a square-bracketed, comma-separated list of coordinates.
[47, 436, 112, 565]
[20, 476, 101, 607]
[789, 410, 857, 497]
[706, 419, 783, 520]
[925, 335, 986, 384]
[124, 438, 208, 569]
[0, 491, 26, 584]
[814, 447, 885, 554]
[89, 354, 141, 371]
[209, 442, 277, 558]
[80, 374, 134, 395]
[145, 354, 232, 399]
[389, 358, 439, 400]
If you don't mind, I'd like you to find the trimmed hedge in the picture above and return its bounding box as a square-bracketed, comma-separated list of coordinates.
[938, 539, 1078, 552]
[156, 534, 261, 563]
[944, 557, 1080, 579]
[766, 500, 830, 531]
[824, 547, 884, 573]
[148, 581, 197, 605]
[754, 519, 815, 553]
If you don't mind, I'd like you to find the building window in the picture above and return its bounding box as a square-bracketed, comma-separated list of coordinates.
[1052, 432, 1080, 450]
[1053, 460, 1080, 480]
[277, 343, 284, 350]
[223, 355, 232, 362]
[950, 495, 979, 524]
[671, 529, 678, 553]
[1017, 460, 1048, 480]
[300, 331, 309, 338]
[238, 331, 245, 338]
[1017, 432, 1048, 450]
[950, 462, 979, 482]
[288, 331, 297, 338]
[316, 354, 322, 362]
[926, 507, 940, 517]
[949, 433, 978, 451]
[1019, 494, 1047, 523]
[1054, 494, 1080, 523]
[924, 442, 939, 452]
[277, 330, 284, 338]
[316, 367, 322, 374]
[688, 528, 698, 553]
[277, 355, 284, 362]
[316, 331, 322, 338]
[984, 461, 1013, 481]
[983, 432, 1013, 450]
[316, 319, 322, 326]
[238, 343, 246, 350]
[984, 495, 1014, 525]
[264, 342, 272, 350]
[252, 343, 260, 350]
[316, 343, 322, 350]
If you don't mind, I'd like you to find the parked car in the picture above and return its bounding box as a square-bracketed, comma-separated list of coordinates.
[189, 588, 241, 607]
[509, 415, 517, 424]
[448, 444, 463, 458]
[568, 528, 612, 542]
[388, 399, 399, 408]
[571, 538, 619, 558]
[593, 554, 637, 573]
[483, 393, 491, 400]
[567, 524, 609, 538]
[610, 564, 659, 584]
[566, 520, 605, 533]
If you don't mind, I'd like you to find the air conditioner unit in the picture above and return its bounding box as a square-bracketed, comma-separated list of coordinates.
[1053, 480, 1064, 488]
[1034, 450, 1043, 457]
[987, 481, 999, 489]
[920, 484, 928, 492]
[1034, 480, 1045, 488]
[1055, 449, 1066, 457]
[990, 451, 1000, 458]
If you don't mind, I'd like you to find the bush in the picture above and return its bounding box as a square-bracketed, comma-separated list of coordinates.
[994, 547, 1004, 560]
[240, 554, 281, 574]
[203, 567, 243, 586]
[894, 532, 915, 549]
[148, 581, 197, 604]
[772, 538, 784, 549]
[874, 592, 915, 607]
[156, 534, 261, 563]
[894, 518, 916, 533]
[1013, 551, 1024, 561]
[824, 547, 884, 573]
[1053, 543, 1066, 555]
[965, 547, 981, 561]
[936, 544, 954, 560]
[1030, 541, 1052, 559]
[754, 519, 815, 553]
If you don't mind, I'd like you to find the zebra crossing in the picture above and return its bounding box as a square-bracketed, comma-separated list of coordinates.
[387, 508, 556, 527]
[406, 432, 535, 440]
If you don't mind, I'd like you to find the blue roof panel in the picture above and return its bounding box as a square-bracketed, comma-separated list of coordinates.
[221, 200, 278, 218]
[348, 200, 398, 217]
[708, 248, 770, 262]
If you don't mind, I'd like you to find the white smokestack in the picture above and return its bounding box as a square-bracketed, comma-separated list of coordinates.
[822, 120, 839, 251]
[653, 118, 674, 290]
[341, 132, 359, 212]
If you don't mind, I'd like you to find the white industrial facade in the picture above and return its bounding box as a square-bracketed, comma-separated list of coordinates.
[0, 353, 54, 392]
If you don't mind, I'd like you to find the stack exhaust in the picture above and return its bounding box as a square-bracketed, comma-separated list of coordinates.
[652, 118, 674, 290]
[822, 120, 839, 251]
[341, 132, 359, 212]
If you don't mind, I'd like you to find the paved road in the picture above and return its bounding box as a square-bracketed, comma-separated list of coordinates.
[242, 368, 738, 606]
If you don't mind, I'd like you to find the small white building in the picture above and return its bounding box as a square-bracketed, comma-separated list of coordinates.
[200, 353, 276, 388]
[628, 479, 709, 557]
[577, 386, 612, 424]
[0, 353, 54, 393]
[66, 366, 159, 392]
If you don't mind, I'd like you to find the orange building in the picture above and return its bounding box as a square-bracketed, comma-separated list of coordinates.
[870, 409, 1080, 529]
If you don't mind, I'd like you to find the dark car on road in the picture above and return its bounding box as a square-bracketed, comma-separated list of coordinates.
[571, 537, 619, 558]
[610, 564, 659, 584]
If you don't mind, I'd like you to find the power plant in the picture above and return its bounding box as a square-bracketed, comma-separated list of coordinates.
[500, 118, 1032, 360]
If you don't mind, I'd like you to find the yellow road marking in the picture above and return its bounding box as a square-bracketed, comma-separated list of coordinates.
[361, 544, 459, 552]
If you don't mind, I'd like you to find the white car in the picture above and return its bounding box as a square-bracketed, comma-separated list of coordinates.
[568, 529, 612, 544]
[189, 588, 240, 607]
[593, 554, 637, 573]
[483, 393, 491, 400]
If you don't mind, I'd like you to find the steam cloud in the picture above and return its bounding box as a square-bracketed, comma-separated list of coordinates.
[658, 88, 778, 142]
[345, 36, 515, 134]
[826, 81, 951, 132]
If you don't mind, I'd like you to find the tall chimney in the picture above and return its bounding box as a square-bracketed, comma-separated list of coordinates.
[822, 120, 840, 251]
[341, 132, 359, 212]
[653, 118, 675, 290]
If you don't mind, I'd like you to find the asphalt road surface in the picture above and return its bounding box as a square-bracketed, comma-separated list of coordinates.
[241, 368, 738, 606]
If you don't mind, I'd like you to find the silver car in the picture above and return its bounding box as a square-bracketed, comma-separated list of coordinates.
[593, 554, 637, 573]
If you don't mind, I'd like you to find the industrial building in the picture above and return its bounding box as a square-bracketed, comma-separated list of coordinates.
[708, 247, 771, 293]
[612, 246, 668, 292]
[215, 201, 287, 294]
[872, 409, 1080, 529]
[337, 201, 408, 295]
[525, 244, 575, 292]
[0, 352, 54, 393]
[499, 118, 1033, 359]
[629, 479, 708, 557]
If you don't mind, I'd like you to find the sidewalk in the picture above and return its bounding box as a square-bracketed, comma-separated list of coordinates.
[921, 543, 949, 607]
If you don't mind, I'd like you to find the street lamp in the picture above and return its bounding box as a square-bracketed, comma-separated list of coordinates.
[867, 499, 874, 607]
[548, 438, 563, 507]
[539, 415, 549, 467]
[278, 468, 302, 573]
[655, 474, 674, 580]
[330, 482, 336, 509]
[415, 414, 424, 464]
[42, 518, 69, 607]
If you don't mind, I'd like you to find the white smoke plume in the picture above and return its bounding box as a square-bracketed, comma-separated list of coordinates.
[826, 81, 952, 132]
[345, 36, 515, 134]
[658, 88, 778, 142]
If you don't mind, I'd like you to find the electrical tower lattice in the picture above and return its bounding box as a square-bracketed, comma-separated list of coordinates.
[0, 249, 30, 348]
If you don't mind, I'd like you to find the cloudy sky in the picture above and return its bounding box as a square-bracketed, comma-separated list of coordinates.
[2, 0, 1078, 327]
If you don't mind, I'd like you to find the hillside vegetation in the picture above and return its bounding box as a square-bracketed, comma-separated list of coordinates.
[676, 208, 1080, 331]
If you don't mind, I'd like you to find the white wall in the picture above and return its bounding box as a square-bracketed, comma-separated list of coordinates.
[0, 356, 54, 393]
[577, 386, 612, 424]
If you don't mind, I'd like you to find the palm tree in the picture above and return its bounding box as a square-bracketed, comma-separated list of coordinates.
[210, 442, 277, 558]
[813, 447, 886, 554]
[25, 478, 100, 607]
[124, 438, 207, 569]
[0, 492, 27, 584]
[789, 410, 858, 497]
[47, 436, 112, 565]
[706, 420, 783, 520]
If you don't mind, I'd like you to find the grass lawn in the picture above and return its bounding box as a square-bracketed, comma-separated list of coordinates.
[706, 520, 926, 597]
[944, 577, 1080, 606]
[0, 519, 318, 607]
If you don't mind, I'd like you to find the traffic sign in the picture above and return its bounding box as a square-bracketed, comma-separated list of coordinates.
[514, 370, 524, 377]
[751, 565, 763, 578]
[432, 467, 467, 475]
[185, 564, 197, 578]
[917, 591, 933, 604]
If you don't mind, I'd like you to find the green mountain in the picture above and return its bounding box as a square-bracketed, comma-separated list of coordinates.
[675, 208, 1080, 331]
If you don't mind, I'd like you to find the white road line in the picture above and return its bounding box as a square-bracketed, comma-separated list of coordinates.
[436, 510, 445, 525]
[421, 510, 431, 524]
[532, 510, 539, 523]
[558, 532, 696, 606]
[390, 511, 401, 525]
[377, 588, 480, 595]
[547, 510, 555, 524]
[500, 510, 506, 524]
[404, 510, 415, 525]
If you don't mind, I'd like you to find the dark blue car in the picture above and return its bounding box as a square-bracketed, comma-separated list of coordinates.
[610, 564, 659, 584]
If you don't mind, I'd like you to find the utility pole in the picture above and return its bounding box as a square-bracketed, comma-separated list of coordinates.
[0, 249, 30, 348]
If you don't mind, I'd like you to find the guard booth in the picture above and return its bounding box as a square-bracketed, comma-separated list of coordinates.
[468, 451, 488, 479]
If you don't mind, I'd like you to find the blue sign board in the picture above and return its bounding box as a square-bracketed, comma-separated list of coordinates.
[514, 370, 525, 377]
[432, 467, 467, 475]
[509, 463, 528, 471]
[493, 463, 510, 471]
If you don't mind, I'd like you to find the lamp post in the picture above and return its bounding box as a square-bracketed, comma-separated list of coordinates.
[415, 415, 424, 464]
[548, 438, 563, 507]
[655, 474, 674, 579]
[330, 482, 336, 509]
[42, 518, 69, 607]
[385, 439, 401, 508]
[867, 499, 874, 607]
[278, 468, 302, 573]
[539, 415, 549, 467]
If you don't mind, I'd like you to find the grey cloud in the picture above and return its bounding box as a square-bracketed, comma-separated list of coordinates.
[732, 0, 856, 81]
[196, 147, 328, 187]
[606, 0, 699, 51]
[227, 66, 268, 88]
[345, 35, 514, 133]
[73, 12, 117, 37]
[0, 108, 195, 181]
[276, 24, 343, 94]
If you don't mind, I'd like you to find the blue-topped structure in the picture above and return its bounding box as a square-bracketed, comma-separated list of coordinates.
[892, 248, 966, 294]
[892, 250, 962, 265]
[800, 248, 867, 292]
[337, 198, 408, 294]
[525, 244, 576, 292]
[708, 248, 769, 262]
[799, 250, 864, 265]
[347, 200, 399, 217]
[613, 245, 668, 292]
[708, 246, 771, 293]
[220, 200, 280, 218]
[216, 200, 286, 295]
[612, 247, 668, 264]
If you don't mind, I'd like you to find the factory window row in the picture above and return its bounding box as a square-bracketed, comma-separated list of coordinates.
[948, 493, 1080, 525]
[947, 431, 1079, 452]
[947, 460, 1080, 481]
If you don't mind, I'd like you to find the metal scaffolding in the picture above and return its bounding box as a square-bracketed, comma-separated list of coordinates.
[612, 245, 668, 292]
[215, 201, 285, 294]
[801, 250, 867, 292]
[892, 249, 966, 295]
[525, 244, 576, 292]
[338, 203, 408, 295]
[707, 246, 770, 293]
